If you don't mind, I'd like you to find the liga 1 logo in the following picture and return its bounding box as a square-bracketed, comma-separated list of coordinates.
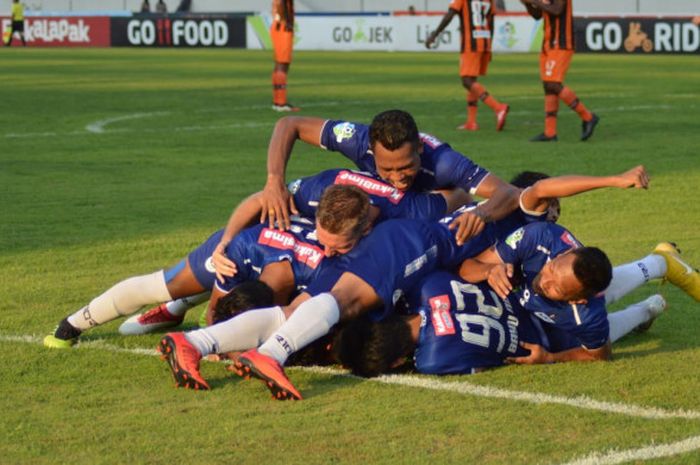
[334, 170, 404, 204]
[258, 228, 323, 269]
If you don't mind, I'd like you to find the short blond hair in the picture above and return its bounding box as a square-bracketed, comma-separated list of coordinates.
[316, 185, 371, 239]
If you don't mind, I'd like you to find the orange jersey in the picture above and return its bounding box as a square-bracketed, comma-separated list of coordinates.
[448, 0, 494, 53]
[542, 0, 574, 51]
[272, 0, 294, 26]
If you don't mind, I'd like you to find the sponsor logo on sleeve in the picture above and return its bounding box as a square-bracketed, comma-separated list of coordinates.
[429, 295, 456, 336]
[419, 132, 443, 149]
[288, 178, 302, 195]
[505, 227, 525, 250]
[334, 170, 404, 204]
[332, 122, 356, 143]
[559, 231, 581, 249]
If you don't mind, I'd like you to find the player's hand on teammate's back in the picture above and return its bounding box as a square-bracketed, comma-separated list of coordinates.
[212, 243, 238, 282]
[449, 210, 486, 245]
[260, 176, 298, 230]
[506, 342, 553, 365]
[486, 263, 514, 299]
[617, 165, 649, 189]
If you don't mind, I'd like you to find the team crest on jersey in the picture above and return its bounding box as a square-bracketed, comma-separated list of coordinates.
[505, 227, 525, 250]
[419, 132, 443, 149]
[429, 295, 456, 336]
[560, 231, 581, 249]
[333, 122, 356, 143]
[334, 170, 404, 204]
[258, 228, 323, 269]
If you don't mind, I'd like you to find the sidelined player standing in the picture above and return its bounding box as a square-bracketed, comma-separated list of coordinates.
[426, 0, 509, 131]
[522, 0, 598, 142]
[271, 0, 299, 112]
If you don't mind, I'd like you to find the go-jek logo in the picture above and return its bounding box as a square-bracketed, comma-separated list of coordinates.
[332, 19, 393, 44]
[497, 21, 518, 49]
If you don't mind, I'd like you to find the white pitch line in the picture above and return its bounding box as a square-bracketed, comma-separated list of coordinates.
[5, 332, 700, 421]
[555, 435, 700, 465]
[85, 111, 171, 134]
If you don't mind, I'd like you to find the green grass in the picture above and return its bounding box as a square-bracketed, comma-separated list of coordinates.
[1, 48, 699, 464]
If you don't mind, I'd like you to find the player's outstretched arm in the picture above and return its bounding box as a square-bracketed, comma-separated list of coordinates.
[263, 116, 326, 230]
[521, 165, 649, 214]
[425, 8, 457, 49]
[212, 192, 264, 281]
[506, 340, 611, 364]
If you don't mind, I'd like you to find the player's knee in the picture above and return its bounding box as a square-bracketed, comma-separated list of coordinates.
[543, 81, 562, 94]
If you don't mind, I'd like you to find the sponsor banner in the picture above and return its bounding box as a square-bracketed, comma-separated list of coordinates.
[1, 16, 110, 47]
[246, 14, 540, 53]
[576, 17, 700, 54]
[111, 15, 245, 47]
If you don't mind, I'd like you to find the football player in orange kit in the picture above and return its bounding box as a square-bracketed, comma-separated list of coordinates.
[522, 0, 599, 141]
[271, 0, 299, 112]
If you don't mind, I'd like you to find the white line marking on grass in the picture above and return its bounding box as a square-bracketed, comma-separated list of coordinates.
[303, 366, 700, 420]
[556, 435, 700, 465]
[85, 111, 171, 133]
[4, 333, 700, 421]
[6, 333, 700, 463]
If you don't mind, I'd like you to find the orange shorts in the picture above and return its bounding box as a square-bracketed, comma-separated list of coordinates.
[459, 52, 491, 77]
[539, 49, 573, 83]
[271, 21, 293, 64]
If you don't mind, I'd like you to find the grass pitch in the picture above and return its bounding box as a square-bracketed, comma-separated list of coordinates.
[1, 48, 699, 464]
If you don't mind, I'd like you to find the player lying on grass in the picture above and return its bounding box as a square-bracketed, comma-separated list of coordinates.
[335, 271, 668, 377]
[43, 169, 464, 348]
[230, 109, 520, 251]
[158, 167, 664, 398]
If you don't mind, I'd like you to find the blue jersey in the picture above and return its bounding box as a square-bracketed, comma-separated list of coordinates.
[438, 201, 546, 259]
[187, 220, 328, 295]
[288, 168, 447, 222]
[319, 120, 490, 193]
[494, 222, 610, 350]
[305, 218, 497, 320]
[408, 271, 541, 375]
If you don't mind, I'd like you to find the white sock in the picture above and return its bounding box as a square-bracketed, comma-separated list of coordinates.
[605, 255, 667, 305]
[184, 306, 286, 356]
[165, 292, 210, 317]
[258, 293, 340, 365]
[68, 271, 172, 331]
[608, 295, 663, 342]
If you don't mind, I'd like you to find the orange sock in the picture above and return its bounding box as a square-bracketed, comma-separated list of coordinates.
[466, 89, 479, 124]
[471, 82, 503, 112]
[272, 70, 287, 105]
[559, 86, 592, 122]
[545, 94, 559, 137]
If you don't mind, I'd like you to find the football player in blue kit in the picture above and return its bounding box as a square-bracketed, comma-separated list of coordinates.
[459, 218, 700, 364]
[44, 168, 457, 347]
[158, 166, 656, 397]
[334, 270, 666, 378]
[250, 109, 520, 245]
[335, 271, 541, 377]
[116, 168, 463, 336]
